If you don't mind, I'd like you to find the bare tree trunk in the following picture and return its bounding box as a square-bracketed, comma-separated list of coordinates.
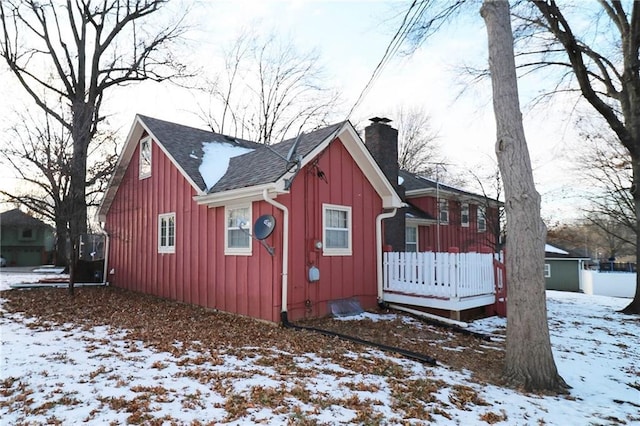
[67, 102, 92, 295]
[481, 0, 568, 392]
[623, 160, 640, 313]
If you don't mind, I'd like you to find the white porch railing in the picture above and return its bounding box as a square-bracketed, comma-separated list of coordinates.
[383, 252, 495, 300]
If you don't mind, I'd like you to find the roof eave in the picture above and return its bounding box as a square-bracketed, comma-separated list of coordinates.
[194, 183, 282, 208]
[325, 123, 403, 209]
[405, 188, 503, 207]
[406, 217, 437, 226]
[545, 256, 591, 260]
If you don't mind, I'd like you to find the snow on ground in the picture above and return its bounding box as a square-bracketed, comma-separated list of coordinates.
[0, 268, 69, 291]
[1, 272, 639, 424]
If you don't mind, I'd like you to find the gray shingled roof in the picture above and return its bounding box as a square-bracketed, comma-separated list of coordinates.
[138, 115, 261, 191]
[404, 202, 436, 221]
[139, 115, 345, 194]
[399, 169, 491, 200]
[211, 122, 344, 193]
[0, 208, 50, 228]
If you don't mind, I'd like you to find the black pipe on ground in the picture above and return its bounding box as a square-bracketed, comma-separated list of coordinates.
[280, 311, 437, 366]
[378, 301, 493, 342]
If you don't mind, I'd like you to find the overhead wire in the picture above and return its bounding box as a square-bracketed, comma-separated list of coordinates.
[344, 0, 429, 122]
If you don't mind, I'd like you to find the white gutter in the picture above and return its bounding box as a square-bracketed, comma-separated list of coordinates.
[386, 303, 469, 328]
[376, 208, 397, 302]
[262, 189, 289, 314]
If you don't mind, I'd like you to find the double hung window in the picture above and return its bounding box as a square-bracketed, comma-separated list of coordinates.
[323, 204, 352, 256]
[158, 213, 176, 253]
[225, 205, 252, 255]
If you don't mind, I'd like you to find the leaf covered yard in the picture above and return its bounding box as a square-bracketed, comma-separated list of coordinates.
[1, 286, 638, 425]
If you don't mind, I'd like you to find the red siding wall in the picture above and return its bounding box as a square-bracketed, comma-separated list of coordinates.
[106, 137, 281, 322]
[282, 139, 382, 320]
[409, 196, 498, 253]
[105, 135, 384, 322]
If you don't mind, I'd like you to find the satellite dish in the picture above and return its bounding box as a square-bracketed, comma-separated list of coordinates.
[254, 214, 276, 240]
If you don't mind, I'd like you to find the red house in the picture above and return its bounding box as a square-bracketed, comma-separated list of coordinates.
[361, 118, 502, 256]
[399, 171, 501, 254]
[98, 115, 403, 323]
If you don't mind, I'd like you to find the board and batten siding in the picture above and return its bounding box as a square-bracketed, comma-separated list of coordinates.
[409, 196, 497, 252]
[277, 138, 382, 320]
[105, 134, 386, 322]
[105, 135, 281, 322]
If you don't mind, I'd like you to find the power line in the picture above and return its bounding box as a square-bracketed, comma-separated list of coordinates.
[345, 0, 427, 121]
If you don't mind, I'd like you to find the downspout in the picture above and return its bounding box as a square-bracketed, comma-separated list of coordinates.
[262, 189, 289, 321]
[97, 222, 110, 286]
[376, 208, 397, 303]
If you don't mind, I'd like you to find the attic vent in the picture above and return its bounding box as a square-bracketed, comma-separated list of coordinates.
[224, 135, 237, 143]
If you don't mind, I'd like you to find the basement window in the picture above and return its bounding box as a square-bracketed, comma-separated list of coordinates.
[158, 213, 175, 254]
[323, 204, 352, 256]
[139, 136, 152, 179]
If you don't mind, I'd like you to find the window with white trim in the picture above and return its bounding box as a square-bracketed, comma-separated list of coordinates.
[139, 136, 152, 179]
[158, 213, 175, 253]
[461, 203, 470, 227]
[477, 206, 487, 232]
[544, 263, 551, 278]
[438, 199, 449, 224]
[225, 204, 252, 255]
[406, 226, 418, 252]
[323, 204, 352, 256]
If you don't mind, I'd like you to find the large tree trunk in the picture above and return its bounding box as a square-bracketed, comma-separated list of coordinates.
[622, 160, 640, 313]
[481, 0, 568, 392]
[67, 102, 92, 294]
[54, 216, 69, 267]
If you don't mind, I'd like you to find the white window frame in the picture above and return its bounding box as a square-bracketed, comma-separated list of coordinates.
[322, 204, 352, 256]
[139, 136, 152, 179]
[406, 225, 418, 252]
[225, 204, 252, 255]
[438, 199, 449, 224]
[460, 203, 470, 227]
[544, 263, 551, 278]
[477, 206, 487, 233]
[158, 212, 176, 254]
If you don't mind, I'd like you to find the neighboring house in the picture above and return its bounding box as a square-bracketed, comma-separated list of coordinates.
[399, 171, 501, 254]
[98, 115, 403, 323]
[360, 118, 502, 256]
[0, 209, 55, 266]
[545, 243, 590, 292]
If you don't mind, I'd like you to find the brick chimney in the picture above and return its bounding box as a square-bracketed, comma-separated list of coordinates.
[365, 117, 405, 251]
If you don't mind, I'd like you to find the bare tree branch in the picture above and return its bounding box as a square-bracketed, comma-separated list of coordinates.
[200, 29, 340, 144]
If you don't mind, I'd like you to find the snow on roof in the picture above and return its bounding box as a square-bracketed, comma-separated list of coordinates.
[199, 141, 255, 191]
[545, 244, 569, 255]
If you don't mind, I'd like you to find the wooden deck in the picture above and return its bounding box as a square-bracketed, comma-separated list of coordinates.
[382, 252, 499, 312]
